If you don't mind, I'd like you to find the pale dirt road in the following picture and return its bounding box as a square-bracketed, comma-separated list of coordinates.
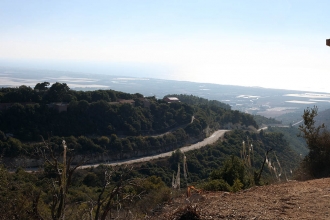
[80, 129, 229, 169]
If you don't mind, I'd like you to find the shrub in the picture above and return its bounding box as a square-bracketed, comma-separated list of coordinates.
[201, 179, 231, 192]
[232, 178, 243, 192]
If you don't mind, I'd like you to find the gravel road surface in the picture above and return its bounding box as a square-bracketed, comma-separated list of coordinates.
[80, 129, 229, 169]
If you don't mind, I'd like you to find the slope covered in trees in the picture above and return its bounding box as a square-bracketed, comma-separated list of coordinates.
[165, 94, 231, 110]
[0, 126, 302, 219]
[0, 82, 257, 160]
[0, 83, 306, 219]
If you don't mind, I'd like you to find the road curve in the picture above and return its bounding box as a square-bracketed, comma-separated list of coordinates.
[80, 129, 229, 169]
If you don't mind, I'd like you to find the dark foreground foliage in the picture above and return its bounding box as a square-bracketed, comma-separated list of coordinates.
[297, 106, 330, 179]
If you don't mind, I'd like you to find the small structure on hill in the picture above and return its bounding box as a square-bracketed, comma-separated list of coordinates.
[164, 97, 180, 103]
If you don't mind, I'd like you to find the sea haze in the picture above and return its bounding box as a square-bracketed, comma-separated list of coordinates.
[2, 67, 330, 124]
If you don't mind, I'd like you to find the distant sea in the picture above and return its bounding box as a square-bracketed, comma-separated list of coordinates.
[2, 66, 330, 120]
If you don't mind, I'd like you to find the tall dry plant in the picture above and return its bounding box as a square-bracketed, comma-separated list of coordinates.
[35, 136, 87, 220]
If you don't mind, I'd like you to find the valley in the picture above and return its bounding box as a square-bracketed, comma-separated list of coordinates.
[0, 70, 327, 219]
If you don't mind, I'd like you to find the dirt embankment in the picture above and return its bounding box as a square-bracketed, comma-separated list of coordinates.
[155, 178, 330, 220]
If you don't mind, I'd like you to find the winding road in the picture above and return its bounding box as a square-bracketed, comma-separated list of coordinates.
[257, 120, 303, 132]
[79, 129, 229, 169]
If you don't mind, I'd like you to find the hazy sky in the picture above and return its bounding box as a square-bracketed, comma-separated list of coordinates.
[0, 0, 329, 92]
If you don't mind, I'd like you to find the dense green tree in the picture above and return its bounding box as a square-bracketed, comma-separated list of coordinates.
[6, 137, 22, 157]
[106, 90, 117, 101]
[122, 138, 133, 152]
[298, 106, 330, 178]
[97, 136, 110, 149]
[34, 82, 50, 91]
[91, 90, 110, 102]
[75, 91, 92, 102]
[220, 156, 245, 186]
[202, 179, 231, 192]
[1, 86, 37, 103]
[45, 82, 70, 102]
[83, 172, 100, 187]
[77, 136, 103, 153]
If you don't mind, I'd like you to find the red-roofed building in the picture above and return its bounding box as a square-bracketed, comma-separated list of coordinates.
[163, 97, 180, 103]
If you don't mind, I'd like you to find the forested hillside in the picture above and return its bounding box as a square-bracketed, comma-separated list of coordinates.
[0, 82, 306, 219]
[0, 82, 256, 159]
[165, 94, 231, 110]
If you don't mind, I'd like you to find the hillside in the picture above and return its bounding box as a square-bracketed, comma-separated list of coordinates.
[316, 108, 330, 128]
[0, 83, 258, 164]
[156, 178, 330, 220]
[267, 126, 308, 156]
[0, 82, 310, 219]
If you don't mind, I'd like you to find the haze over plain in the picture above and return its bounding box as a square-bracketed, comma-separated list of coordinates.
[0, 0, 329, 92]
